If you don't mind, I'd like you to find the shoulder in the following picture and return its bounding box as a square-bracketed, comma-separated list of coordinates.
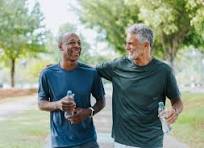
[97, 56, 127, 68]
[78, 62, 97, 73]
[112, 56, 127, 65]
[154, 58, 172, 73]
[40, 64, 59, 76]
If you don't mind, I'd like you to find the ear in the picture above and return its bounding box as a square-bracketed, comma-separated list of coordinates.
[144, 42, 150, 48]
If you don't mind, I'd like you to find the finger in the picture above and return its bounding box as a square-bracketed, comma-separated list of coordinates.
[62, 101, 76, 106]
[167, 117, 176, 124]
[62, 104, 76, 108]
[62, 103, 76, 108]
[166, 114, 177, 124]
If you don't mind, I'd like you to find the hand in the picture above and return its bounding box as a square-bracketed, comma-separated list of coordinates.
[165, 108, 178, 124]
[68, 108, 91, 124]
[56, 96, 76, 112]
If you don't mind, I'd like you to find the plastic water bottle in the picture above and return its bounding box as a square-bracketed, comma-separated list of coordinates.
[158, 102, 171, 134]
[64, 90, 75, 119]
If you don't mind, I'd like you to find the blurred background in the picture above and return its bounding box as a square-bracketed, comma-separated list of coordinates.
[0, 0, 203, 147]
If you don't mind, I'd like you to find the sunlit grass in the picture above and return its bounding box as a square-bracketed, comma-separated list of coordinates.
[0, 107, 49, 148]
[171, 91, 204, 148]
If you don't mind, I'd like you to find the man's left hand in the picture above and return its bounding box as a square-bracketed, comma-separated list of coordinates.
[165, 108, 179, 124]
[68, 108, 91, 124]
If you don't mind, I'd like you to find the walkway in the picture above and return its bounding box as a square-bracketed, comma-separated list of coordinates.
[0, 95, 36, 121]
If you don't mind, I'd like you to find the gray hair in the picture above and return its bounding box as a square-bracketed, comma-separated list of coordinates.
[126, 23, 153, 47]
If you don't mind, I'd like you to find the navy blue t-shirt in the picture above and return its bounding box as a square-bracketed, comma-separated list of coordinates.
[38, 63, 105, 148]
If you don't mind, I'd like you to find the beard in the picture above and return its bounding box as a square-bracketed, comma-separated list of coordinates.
[128, 53, 133, 60]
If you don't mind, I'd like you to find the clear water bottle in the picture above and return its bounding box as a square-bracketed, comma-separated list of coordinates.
[158, 102, 171, 134]
[64, 90, 75, 119]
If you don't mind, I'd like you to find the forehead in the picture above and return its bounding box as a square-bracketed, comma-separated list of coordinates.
[62, 34, 80, 42]
[126, 33, 139, 42]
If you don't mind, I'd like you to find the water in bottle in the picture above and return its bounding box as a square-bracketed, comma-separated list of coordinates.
[64, 90, 75, 119]
[158, 102, 171, 134]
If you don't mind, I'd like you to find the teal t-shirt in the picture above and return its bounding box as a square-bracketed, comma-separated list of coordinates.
[96, 57, 180, 148]
[38, 63, 105, 148]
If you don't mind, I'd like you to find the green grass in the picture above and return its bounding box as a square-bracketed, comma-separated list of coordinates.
[171, 91, 204, 148]
[0, 108, 49, 148]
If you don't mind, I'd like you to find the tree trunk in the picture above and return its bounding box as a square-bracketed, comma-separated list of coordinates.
[169, 52, 174, 69]
[10, 58, 15, 87]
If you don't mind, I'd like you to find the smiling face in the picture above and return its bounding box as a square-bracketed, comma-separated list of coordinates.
[60, 33, 81, 62]
[125, 33, 147, 61]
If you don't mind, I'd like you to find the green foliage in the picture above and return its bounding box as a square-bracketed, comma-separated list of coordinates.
[78, 0, 204, 66]
[0, 0, 47, 87]
[0, 0, 47, 59]
[24, 58, 53, 82]
[78, 0, 139, 54]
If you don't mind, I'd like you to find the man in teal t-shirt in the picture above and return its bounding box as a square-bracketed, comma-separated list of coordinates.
[38, 33, 105, 148]
[96, 23, 183, 148]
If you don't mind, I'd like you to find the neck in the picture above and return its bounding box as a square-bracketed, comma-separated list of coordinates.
[60, 60, 78, 70]
[133, 54, 152, 66]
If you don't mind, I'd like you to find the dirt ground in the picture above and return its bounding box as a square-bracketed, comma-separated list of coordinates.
[0, 88, 36, 100]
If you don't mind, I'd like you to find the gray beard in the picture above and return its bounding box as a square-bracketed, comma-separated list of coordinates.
[128, 53, 134, 61]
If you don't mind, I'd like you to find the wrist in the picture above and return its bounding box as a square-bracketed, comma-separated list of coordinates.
[88, 107, 95, 118]
[54, 101, 60, 110]
[173, 108, 179, 116]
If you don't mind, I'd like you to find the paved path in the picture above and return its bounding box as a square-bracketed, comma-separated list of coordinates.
[0, 95, 36, 121]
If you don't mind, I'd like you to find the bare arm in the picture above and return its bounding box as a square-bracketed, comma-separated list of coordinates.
[166, 97, 183, 124]
[38, 97, 76, 112]
[171, 97, 183, 115]
[38, 100, 60, 112]
[92, 97, 106, 115]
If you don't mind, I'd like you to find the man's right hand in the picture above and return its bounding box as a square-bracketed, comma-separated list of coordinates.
[56, 96, 76, 112]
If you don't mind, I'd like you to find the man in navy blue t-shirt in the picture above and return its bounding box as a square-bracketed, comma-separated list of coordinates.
[38, 32, 105, 148]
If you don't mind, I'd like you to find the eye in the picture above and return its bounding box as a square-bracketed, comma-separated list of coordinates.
[68, 41, 76, 45]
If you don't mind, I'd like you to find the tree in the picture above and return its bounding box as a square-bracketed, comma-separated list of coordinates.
[77, 0, 204, 67]
[77, 0, 139, 54]
[134, 0, 204, 67]
[0, 0, 47, 87]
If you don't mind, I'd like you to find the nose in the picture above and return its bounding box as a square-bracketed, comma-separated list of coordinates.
[125, 43, 130, 51]
[71, 42, 81, 51]
[72, 42, 80, 48]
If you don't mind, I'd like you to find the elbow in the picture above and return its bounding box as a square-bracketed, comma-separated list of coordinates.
[97, 97, 106, 111]
[38, 101, 46, 111]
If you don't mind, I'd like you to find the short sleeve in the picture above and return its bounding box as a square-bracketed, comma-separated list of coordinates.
[91, 71, 105, 101]
[166, 68, 180, 100]
[96, 61, 114, 81]
[38, 70, 50, 101]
